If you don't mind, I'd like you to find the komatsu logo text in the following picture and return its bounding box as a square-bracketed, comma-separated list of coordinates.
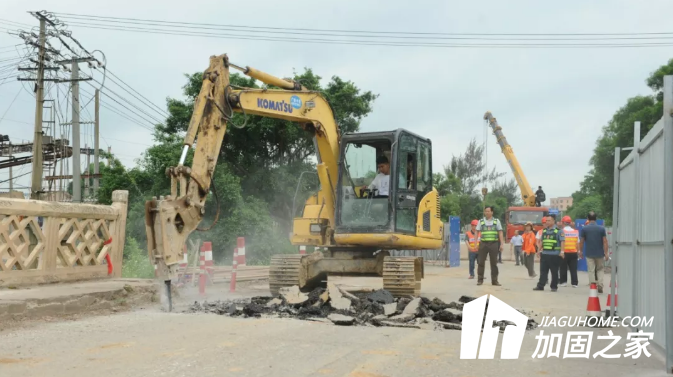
[257, 98, 296, 113]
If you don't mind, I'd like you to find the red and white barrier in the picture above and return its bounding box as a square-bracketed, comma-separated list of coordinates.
[202, 241, 214, 275]
[199, 246, 206, 296]
[179, 244, 188, 271]
[606, 281, 618, 316]
[230, 248, 238, 293]
[299, 245, 306, 255]
[237, 237, 246, 266]
[586, 283, 602, 317]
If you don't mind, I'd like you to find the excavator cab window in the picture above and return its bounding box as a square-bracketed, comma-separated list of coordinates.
[338, 140, 392, 229]
[335, 129, 432, 235]
[394, 132, 432, 235]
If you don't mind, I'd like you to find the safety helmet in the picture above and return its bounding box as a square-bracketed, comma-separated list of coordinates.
[562, 215, 572, 223]
[470, 219, 478, 226]
[541, 216, 547, 223]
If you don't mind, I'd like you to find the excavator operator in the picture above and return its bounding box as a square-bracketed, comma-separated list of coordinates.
[368, 156, 391, 198]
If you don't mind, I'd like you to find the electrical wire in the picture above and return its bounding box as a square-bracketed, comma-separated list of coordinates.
[55, 21, 673, 49]
[0, 87, 22, 125]
[53, 12, 673, 38]
[83, 84, 159, 130]
[104, 69, 168, 118]
[86, 76, 165, 124]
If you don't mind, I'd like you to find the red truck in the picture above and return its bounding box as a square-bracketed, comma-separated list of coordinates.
[504, 206, 549, 242]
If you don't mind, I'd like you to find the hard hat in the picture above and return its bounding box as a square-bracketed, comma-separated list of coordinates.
[562, 215, 572, 223]
[470, 219, 478, 226]
[585, 220, 589, 225]
[541, 216, 547, 223]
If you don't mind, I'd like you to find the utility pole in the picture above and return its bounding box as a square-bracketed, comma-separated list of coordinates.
[84, 143, 90, 199]
[8, 143, 13, 191]
[71, 62, 81, 202]
[30, 17, 46, 200]
[94, 89, 100, 195]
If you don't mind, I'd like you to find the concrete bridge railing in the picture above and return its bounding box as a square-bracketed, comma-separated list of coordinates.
[0, 190, 128, 287]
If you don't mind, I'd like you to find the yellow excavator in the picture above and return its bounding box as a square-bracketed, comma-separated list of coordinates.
[145, 54, 443, 309]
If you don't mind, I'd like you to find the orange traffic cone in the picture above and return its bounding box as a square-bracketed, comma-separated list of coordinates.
[586, 283, 602, 317]
[606, 281, 618, 317]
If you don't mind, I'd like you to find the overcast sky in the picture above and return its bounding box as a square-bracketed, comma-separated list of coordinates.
[1, 0, 671, 205]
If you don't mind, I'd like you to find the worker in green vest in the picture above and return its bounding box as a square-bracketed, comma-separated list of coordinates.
[533, 215, 565, 292]
[475, 206, 504, 286]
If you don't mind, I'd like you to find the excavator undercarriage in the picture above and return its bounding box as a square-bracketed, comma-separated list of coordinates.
[269, 249, 423, 297]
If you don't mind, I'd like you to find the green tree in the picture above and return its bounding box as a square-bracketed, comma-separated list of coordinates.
[571, 59, 671, 223]
[444, 138, 506, 196]
[567, 195, 604, 221]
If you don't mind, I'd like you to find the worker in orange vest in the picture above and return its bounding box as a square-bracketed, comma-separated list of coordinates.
[559, 215, 579, 287]
[465, 219, 480, 279]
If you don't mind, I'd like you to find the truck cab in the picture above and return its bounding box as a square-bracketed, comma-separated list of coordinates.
[505, 206, 549, 242]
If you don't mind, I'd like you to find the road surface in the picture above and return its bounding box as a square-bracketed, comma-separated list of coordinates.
[0, 263, 667, 377]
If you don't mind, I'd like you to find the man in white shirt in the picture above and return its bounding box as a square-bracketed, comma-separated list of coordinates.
[510, 230, 524, 266]
[368, 156, 390, 197]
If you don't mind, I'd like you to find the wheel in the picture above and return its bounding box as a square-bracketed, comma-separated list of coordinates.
[269, 254, 303, 296]
[382, 256, 422, 297]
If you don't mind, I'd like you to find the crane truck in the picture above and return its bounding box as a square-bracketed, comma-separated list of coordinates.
[483, 111, 548, 242]
[145, 54, 444, 309]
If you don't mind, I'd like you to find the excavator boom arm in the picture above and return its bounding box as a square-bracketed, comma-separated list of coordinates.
[145, 54, 341, 283]
[483, 111, 536, 207]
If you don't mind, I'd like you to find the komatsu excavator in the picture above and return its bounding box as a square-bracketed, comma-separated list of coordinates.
[145, 54, 443, 309]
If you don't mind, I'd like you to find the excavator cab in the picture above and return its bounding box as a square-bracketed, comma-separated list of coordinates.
[335, 129, 437, 239]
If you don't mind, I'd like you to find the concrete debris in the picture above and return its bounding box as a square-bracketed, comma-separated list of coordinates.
[328, 313, 355, 326]
[389, 313, 415, 322]
[383, 303, 397, 316]
[327, 283, 352, 311]
[280, 286, 309, 305]
[367, 289, 394, 304]
[339, 289, 360, 301]
[459, 295, 476, 303]
[379, 321, 421, 329]
[436, 321, 462, 330]
[402, 298, 422, 316]
[186, 286, 538, 332]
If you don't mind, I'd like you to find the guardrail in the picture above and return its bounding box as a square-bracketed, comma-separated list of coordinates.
[0, 190, 128, 287]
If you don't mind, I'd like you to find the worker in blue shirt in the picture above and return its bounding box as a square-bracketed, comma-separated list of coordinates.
[533, 215, 565, 292]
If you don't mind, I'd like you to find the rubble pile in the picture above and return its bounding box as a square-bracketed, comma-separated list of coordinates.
[187, 286, 538, 331]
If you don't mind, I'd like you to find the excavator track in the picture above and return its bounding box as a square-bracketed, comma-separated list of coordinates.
[382, 256, 422, 297]
[269, 254, 303, 296]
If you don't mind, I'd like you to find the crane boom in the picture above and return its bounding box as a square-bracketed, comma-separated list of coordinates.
[483, 111, 536, 207]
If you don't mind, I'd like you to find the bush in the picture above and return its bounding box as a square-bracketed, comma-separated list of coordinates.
[121, 237, 155, 279]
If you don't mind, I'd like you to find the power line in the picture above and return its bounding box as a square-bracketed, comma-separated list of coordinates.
[0, 87, 22, 125]
[52, 12, 673, 38]
[104, 69, 169, 118]
[81, 85, 155, 132]
[81, 82, 160, 129]
[0, 18, 33, 28]
[87, 76, 165, 124]
[52, 21, 673, 49]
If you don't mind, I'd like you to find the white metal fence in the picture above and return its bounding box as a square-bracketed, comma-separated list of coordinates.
[613, 75, 673, 374]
